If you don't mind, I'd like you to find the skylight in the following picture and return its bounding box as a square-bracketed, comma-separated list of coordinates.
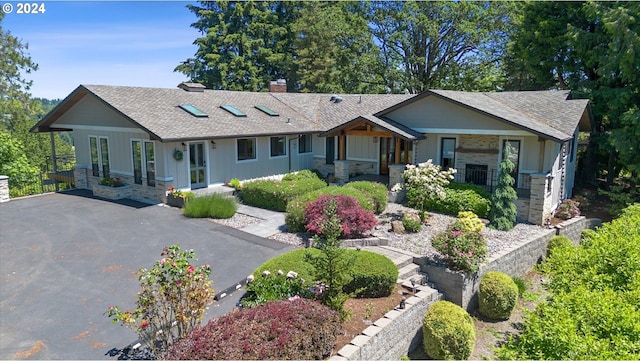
[255, 105, 279, 116]
[220, 105, 247, 117]
[179, 104, 207, 117]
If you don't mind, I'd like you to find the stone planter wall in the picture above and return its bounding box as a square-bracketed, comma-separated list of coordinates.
[330, 286, 442, 361]
[0, 175, 9, 203]
[555, 216, 602, 244]
[92, 184, 132, 200]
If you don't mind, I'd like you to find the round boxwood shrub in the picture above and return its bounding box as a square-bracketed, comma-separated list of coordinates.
[252, 249, 396, 298]
[423, 301, 475, 360]
[478, 271, 519, 320]
[165, 298, 340, 360]
[546, 235, 573, 257]
[344, 250, 398, 298]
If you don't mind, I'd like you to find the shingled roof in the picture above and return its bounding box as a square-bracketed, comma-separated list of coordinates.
[33, 84, 590, 143]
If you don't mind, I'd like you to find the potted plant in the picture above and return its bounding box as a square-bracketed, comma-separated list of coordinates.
[166, 187, 193, 208]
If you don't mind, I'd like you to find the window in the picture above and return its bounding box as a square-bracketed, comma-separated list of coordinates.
[221, 105, 247, 117]
[299, 134, 312, 154]
[237, 138, 256, 161]
[90, 136, 109, 178]
[131, 139, 156, 186]
[440, 138, 456, 169]
[255, 105, 279, 116]
[270, 136, 286, 157]
[179, 104, 207, 117]
[145, 142, 155, 186]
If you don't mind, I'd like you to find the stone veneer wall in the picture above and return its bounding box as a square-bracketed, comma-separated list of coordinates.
[417, 216, 600, 311]
[334, 160, 350, 184]
[528, 173, 553, 225]
[330, 286, 442, 361]
[76, 167, 167, 204]
[456, 135, 500, 178]
[313, 158, 335, 178]
[0, 175, 9, 203]
[388, 164, 405, 189]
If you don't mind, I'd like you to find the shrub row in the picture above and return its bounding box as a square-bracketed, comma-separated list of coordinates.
[409, 187, 491, 219]
[165, 298, 340, 360]
[251, 248, 397, 299]
[242, 176, 327, 211]
[183, 193, 237, 219]
[343, 181, 388, 214]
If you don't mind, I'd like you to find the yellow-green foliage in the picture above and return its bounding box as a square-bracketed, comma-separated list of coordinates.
[423, 301, 475, 360]
[478, 271, 519, 320]
[456, 211, 485, 233]
[546, 235, 573, 257]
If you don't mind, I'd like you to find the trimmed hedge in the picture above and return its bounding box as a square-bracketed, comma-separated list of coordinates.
[410, 187, 491, 218]
[165, 298, 340, 360]
[286, 186, 375, 232]
[252, 248, 397, 298]
[343, 181, 388, 214]
[344, 250, 398, 298]
[478, 271, 519, 320]
[423, 300, 476, 360]
[242, 177, 327, 211]
[281, 169, 324, 182]
[183, 193, 237, 219]
[447, 181, 492, 200]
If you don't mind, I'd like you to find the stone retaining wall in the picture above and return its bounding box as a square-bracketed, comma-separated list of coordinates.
[555, 216, 602, 244]
[330, 286, 442, 361]
[0, 175, 9, 203]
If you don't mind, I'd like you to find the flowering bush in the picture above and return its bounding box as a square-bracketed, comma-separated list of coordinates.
[100, 177, 124, 187]
[228, 178, 242, 190]
[167, 186, 193, 200]
[104, 245, 214, 355]
[393, 160, 457, 211]
[164, 298, 340, 360]
[304, 194, 378, 238]
[241, 270, 311, 308]
[431, 222, 487, 273]
[555, 199, 580, 220]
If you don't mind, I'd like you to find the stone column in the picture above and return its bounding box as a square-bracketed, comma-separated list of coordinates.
[74, 168, 88, 189]
[528, 173, 552, 225]
[389, 164, 406, 190]
[0, 175, 9, 203]
[334, 160, 350, 184]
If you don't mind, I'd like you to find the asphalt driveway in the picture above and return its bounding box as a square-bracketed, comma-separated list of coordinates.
[0, 190, 295, 359]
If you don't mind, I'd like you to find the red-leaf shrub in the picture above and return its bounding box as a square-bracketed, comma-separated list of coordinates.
[164, 298, 340, 360]
[304, 194, 378, 238]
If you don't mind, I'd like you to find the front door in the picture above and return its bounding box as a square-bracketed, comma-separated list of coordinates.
[189, 142, 206, 189]
[379, 137, 394, 175]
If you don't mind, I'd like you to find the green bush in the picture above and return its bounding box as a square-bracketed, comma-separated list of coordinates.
[546, 235, 573, 257]
[402, 213, 422, 233]
[242, 177, 327, 211]
[183, 193, 237, 219]
[423, 301, 475, 360]
[431, 222, 487, 273]
[410, 188, 491, 218]
[241, 271, 310, 308]
[497, 204, 640, 359]
[447, 181, 491, 199]
[285, 186, 375, 232]
[343, 251, 398, 298]
[456, 211, 485, 233]
[252, 248, 397, 299]
[281, 169, 324, 182]
[512, 277, 527, 296]
[478, 271, 519, 320]
[343, 181, 388, 214]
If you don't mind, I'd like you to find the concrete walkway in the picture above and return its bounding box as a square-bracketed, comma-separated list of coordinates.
[236, 204, 287, 238]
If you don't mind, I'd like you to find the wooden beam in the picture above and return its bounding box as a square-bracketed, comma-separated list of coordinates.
[403, 140, 409, 164]
[339, 135, 346, 160]
[394, 137, 401, 164]
[344, 130, 392, 137]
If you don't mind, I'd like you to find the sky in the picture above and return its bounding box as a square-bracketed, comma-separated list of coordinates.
[3, 1, 200, 100]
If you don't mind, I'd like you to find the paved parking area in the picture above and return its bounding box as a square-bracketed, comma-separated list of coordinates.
[0, 190, 295, 359]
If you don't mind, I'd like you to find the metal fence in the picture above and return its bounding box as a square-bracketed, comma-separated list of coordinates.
[452, 168, 531, 198]
[8, 156, 76, 198]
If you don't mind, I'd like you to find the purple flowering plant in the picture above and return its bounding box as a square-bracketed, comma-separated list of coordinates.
[431, 221, 487, 273]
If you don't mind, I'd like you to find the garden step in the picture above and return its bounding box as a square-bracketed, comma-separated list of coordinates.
[360, 246, 415, 268]
[400, 274, 430, 291]
[397, 263, 421, 281]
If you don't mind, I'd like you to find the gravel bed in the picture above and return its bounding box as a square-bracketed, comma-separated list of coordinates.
[220, 203, 550, 259]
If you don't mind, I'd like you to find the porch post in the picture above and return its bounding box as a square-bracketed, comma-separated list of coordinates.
[394, 137, 401, 164]
[50, 132, 59, 191]
[528, 172, 553, 225]
[339, 135, 346, 160]
[334, 160, 349, 184]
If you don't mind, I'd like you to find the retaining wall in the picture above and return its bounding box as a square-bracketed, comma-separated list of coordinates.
[330, 286, 442, 361]
[555, 216, 602, 244]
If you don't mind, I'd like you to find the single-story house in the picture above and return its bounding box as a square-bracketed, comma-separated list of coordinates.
[32, 80, 591, 225]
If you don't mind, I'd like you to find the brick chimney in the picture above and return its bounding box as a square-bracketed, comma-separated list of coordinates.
[269, 79, 287, 93]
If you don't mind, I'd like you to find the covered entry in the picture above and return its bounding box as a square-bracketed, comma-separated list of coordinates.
[319, 115, 423, 182]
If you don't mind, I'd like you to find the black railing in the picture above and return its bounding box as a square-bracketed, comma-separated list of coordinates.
[7, 156, 76, 198]
[452, 168, 531, 198]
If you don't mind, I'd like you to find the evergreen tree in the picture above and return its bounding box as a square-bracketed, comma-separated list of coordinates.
[490, 144, 517, 231]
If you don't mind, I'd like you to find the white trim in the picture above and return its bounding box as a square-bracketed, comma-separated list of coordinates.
[346, 156, 378, 162]
[235, 137, 258, 163]
[268, 136, 288, 160]
[414, 128, 533, 136]
[187, 141, 208, 187]
[60, 124, 147, 133]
